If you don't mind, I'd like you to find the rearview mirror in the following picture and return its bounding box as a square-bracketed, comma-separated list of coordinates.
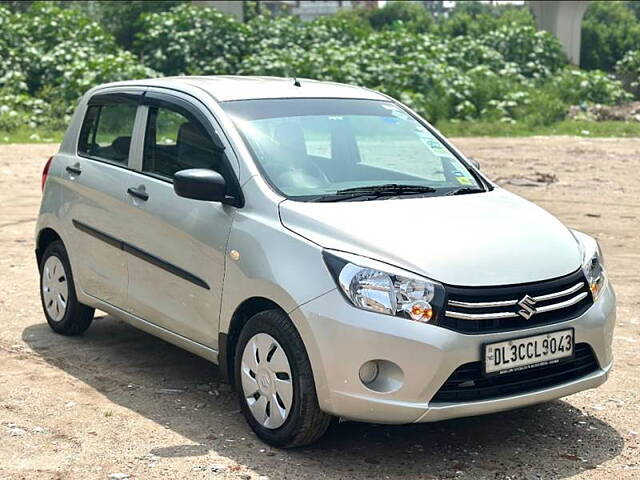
[468, 157, 480, 170]
[174, 169, 227, 202]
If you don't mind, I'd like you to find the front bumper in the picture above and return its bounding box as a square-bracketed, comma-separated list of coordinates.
[289, 282, 615, 424]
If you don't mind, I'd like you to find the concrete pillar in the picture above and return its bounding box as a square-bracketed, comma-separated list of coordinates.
[528, 1, 589, 66]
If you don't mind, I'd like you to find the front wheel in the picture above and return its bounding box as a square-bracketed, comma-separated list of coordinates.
[234, 310, 331, 448]
[39, 240, 94, 335]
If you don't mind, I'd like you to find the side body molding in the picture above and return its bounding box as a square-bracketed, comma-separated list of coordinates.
[72, 219, 210, 290]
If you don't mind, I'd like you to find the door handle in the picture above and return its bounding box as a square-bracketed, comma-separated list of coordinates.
[66, 165, 82, 175]
[127, 186, 149, 201]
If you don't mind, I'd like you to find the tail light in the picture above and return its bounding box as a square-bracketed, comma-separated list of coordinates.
[41, 156, 53, 192]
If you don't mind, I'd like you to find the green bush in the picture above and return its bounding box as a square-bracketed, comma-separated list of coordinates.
[237, 17, 569, 124]
[516, 90, 567, 127]
[0, 2, 156, 131]
[89, 1, 183, 50]
[0, 89, 57, 131]
[365, 1, 436, 33]
[28, 6, 157, 105]
[627, 0, 640, 20]
[135, 4, 249, 75]
[18, 2, 118, 93]
[581, 1, 640, 71]
[615, 49, 640, 93]
[616, 49, 640, 75]
[47, 48, 155, 104]
[439, 7, 535, 38]
[481, 25, 566, 79]
[0, 1, 636, 134]
[0, 7, 33, 92]
[550, 68, 632, 105]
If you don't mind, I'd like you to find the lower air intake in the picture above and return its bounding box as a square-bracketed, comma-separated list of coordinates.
[431, 343, 599, 403]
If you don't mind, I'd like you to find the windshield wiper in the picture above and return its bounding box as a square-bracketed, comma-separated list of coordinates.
[336, 184, 437, 195]
[444, 187, 486, 196]
[317, 183, 437, 202]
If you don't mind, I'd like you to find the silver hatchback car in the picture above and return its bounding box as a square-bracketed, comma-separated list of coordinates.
[36, 76, 615, 447]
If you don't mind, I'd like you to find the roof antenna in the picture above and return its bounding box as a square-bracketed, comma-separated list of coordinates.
[293, 77, 301, 87]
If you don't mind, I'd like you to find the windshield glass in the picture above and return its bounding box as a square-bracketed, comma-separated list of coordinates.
[222, 98, 482, 200]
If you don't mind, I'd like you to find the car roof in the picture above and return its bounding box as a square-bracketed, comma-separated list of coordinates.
[95, 75, 389, 103]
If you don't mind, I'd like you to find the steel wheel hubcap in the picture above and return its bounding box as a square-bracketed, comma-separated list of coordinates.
[240, 332, 293, 429]
[42, 256, 68, 322]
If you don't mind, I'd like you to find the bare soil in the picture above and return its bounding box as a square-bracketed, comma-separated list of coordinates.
[0, 138, 638, 480]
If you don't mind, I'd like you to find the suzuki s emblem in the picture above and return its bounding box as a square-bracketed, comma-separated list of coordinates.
[517, 295, 537, 319]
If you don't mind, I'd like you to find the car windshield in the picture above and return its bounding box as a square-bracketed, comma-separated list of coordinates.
[222, 98, 483, 201]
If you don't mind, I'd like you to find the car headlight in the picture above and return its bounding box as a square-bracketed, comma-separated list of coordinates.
[583, 245, 606, 301]
[323, 250, 445, 322]
[573, 230, 607, 301]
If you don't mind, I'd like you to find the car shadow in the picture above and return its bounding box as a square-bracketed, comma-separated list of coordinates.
[23, 316, 623, 479]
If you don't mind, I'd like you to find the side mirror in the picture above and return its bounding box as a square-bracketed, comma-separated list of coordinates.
[174, 169, 227, 202]
[468, 157, 480, 170]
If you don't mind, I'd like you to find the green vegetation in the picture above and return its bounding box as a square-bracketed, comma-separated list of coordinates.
[438, 120, 640, 138]
[615, 49, 640, 96]
[581, 1, 640, 71]
[0, 2, 154, 132]
[1, 0, 639, 140]
[0, 126, 64, 144]
[5, 119, 638, 144]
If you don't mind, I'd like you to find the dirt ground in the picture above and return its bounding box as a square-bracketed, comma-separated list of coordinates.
[0, 138, 638, 480]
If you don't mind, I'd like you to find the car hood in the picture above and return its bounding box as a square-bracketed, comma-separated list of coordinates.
[279, 189, 582, 286]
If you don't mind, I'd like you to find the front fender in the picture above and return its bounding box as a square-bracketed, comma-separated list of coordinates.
[219, 209, 335, 334]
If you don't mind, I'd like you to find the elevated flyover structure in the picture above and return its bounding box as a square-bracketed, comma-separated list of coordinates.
[528, 0, 589, 66]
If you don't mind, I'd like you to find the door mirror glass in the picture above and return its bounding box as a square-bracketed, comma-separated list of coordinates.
[174, 169, 227, 202]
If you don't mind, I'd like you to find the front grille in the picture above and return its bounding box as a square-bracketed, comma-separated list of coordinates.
[438, 269, 593, 334]
[431, 343, 599, 403]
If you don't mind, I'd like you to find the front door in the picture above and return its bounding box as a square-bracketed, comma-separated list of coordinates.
[119, 90, 238, 349]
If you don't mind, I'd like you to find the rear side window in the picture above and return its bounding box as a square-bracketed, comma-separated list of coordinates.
[78, 102, 137, 164]
[143, 104, 225, 179]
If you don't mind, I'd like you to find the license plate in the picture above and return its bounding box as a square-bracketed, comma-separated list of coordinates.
[483, 328, 574, 376]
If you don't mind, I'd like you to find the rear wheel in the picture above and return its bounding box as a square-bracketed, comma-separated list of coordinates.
[40, 241, 94, 335]
[234, 309, 331, 448]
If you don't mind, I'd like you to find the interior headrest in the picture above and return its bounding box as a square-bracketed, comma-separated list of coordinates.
[177, 122, 208, 150]
[112, 136, 131, 156]
[273, 122, 307, 155]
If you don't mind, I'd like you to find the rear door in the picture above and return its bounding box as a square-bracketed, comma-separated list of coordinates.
[119, 89, 240, 349]
[61, 90, 144, 307]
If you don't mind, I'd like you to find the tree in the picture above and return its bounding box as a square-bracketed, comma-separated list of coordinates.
[439, 3, 534, 38]
[581, 1, 640, 71]
[71, 1, 183, 50]
[366, 1, 436, 33]
[626, 0, 640, 20]
[0, 1, 35, 12]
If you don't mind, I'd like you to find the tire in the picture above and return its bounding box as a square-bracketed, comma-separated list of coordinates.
[234, 309, 331, 448]
[39, 240, 94, 336]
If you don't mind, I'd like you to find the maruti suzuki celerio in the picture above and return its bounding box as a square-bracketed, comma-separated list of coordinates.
[36, 76, 614, 447]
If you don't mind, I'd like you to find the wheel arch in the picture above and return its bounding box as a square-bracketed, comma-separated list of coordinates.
[219, 296, 286, 384]
[36, 227, 63, 269]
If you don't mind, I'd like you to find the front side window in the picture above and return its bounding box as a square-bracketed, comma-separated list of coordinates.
[222, 98, 483, 200]
[143, 103, 224, 179]
[78, 102, 137, 164]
